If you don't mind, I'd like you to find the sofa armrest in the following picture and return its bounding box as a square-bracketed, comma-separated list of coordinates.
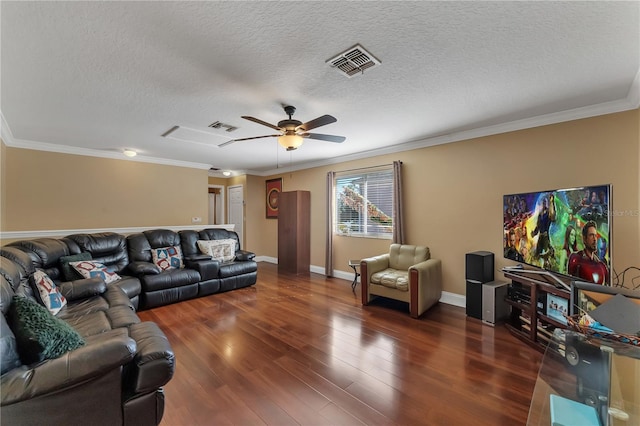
[1, 329, 136, 405]
[361, 253, 390, 276]
[125, 322, 175, 395]
[58, 277, 107, 301]
[184, 254, 211, 262]
[235, 250, 256, 261]
[185, 259, 220, 281]
[410, 258, 442, 312]
[127, 261, 161, 276]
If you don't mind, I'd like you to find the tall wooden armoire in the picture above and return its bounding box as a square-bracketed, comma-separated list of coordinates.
[277, 190, 310, 274]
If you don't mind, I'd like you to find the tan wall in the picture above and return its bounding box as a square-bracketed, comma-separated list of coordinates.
[1, 139, 6, 232]
[3, 148, 209, 231]
[3, 110, 638, 297]
[246, 110, 640, 296]
[207, 176, 227, 186]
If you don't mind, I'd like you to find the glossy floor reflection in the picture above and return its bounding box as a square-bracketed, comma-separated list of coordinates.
[139, 262, 542, 425]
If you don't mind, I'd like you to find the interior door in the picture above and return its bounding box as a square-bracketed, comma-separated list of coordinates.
[208, 185, 225, 225]
[228, 185, 244, 245]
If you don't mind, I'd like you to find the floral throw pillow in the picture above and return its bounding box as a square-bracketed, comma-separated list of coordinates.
[69, 260, 121, 284]
[197, 239, 236, 262]
[151, 246, 184, 271]
[30, 270, 67, 315]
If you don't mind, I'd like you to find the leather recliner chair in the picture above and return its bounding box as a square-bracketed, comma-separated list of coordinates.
[360, 244, 442, 318]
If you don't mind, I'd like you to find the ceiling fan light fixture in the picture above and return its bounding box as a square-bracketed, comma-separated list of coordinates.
[278, 134, 304, 151]
[123, 149, 137, 157]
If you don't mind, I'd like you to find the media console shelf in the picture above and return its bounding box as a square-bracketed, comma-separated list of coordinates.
[503, 269, 571, 352]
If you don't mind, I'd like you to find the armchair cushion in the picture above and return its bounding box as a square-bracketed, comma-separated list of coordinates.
[389, 244, 430, 270]
[371, 268, 409, 291]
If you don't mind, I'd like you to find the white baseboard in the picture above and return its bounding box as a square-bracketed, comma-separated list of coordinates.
[255, 259, 466, 308]
[439, 291, 466, 308]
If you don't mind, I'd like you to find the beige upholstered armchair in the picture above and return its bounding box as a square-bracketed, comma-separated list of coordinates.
[361, 244, 442, 318]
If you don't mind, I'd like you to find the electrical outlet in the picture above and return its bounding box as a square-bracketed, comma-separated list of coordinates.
[192, 217, 202, 223]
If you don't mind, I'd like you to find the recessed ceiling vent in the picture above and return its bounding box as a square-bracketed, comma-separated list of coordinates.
[326, 44, 381, 78]
[208, 121, 238, 132]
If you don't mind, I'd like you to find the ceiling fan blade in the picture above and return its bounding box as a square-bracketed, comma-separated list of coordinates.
[296, 115, 337, 132]
[304, 133, 346, 143]
[242, 116, 281, 131]
[218, 134, 281, 148]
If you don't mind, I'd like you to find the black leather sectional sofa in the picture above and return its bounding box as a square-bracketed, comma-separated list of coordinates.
[0, 227, 257, 425]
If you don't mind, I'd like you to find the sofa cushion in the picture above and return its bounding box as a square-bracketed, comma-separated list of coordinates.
[151, 246, 184, 271]
[388, 244, 430, 271]
[60, 309, 113, 338]
[371, 268, 409, 291]
[59, 252, 92, 281]
[30, 270, 67, 315]
[219, 261, 258, 278]
[0, 314, 21, 374]
[70, 260, 121, 284]
[64, 232, 131, 273]
[197, 239, 236, 262]
[141, 268, 201, 292]
[8, 296, 85, 365]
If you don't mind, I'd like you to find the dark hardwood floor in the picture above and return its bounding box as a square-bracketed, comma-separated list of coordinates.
[138, 263, 543, 425]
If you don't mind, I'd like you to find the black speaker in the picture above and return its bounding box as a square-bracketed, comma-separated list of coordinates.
[465, 251, 494, 283]
[466, 280, 483, 319]
[465, 251, 494, 319]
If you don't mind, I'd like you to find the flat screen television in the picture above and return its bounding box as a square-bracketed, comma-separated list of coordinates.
[503, 185, 611, 285]
[570, 280, 640, 316]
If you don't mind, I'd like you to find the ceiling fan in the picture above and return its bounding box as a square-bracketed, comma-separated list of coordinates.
[219, 105, 346, 151]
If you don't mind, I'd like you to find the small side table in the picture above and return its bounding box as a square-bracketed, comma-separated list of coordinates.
[348, 260, 361, 293]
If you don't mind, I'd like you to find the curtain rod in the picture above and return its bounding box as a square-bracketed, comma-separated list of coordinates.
[335, 161, 401, 175]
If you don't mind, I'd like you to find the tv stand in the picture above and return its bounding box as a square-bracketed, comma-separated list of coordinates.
[503, 267, 571, 290]
[503, 269, 571, 352]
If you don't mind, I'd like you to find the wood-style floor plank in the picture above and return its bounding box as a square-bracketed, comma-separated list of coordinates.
[138, 262, 542, 425]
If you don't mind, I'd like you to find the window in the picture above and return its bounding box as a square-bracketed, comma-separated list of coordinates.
[334, 166, 393, 238]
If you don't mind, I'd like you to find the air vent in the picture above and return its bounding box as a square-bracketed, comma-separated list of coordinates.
[208, 121, 238, 132]
[326, 44, 381, 78]
[161, 125, 231, 147]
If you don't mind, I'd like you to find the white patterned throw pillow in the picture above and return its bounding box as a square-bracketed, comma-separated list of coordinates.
[197, 239, 236, 262]
[69, 260, 121, 284]
[31, 270, 67, 315]
[151, 246, 184, 271]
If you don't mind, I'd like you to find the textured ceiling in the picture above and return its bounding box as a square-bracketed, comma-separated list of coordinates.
[2, 1, 639, 175]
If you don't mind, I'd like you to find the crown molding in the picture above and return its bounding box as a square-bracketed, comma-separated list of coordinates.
[0, 112, 212, 170]
[3, 70, 639, 177]
[255, 81, 640, 176]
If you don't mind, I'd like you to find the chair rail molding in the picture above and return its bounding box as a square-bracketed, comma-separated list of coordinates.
[1, 224, 235, 241]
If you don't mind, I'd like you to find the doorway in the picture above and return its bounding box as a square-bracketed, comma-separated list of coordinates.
[228, 185, 244, 246]
[208, 185, 225, 225]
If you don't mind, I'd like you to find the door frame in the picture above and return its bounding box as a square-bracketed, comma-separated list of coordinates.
[208, 184, 225, 225]
[227, 184, 244, 247]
